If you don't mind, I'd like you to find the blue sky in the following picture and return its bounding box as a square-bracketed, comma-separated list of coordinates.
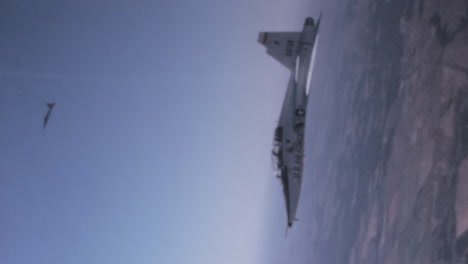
[0, 1, 317, 263]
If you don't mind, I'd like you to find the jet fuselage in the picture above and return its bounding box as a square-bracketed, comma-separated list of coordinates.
[259, 16, 320, 227]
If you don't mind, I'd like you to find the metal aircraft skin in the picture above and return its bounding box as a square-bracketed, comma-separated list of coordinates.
[43, 103, 55, 128]
[258, 15, 320, 227]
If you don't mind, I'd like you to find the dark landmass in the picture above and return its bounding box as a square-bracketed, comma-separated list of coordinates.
[306, 0, 468, 263]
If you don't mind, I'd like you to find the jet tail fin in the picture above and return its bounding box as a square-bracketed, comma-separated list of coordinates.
[258, 32, 300, 70]
[47, 103, 55, 108]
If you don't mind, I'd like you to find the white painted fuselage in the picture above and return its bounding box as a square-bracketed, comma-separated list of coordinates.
[259, 16, 320, 227]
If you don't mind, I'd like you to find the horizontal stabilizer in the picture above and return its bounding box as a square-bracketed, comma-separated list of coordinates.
[258, 32, 300, 69]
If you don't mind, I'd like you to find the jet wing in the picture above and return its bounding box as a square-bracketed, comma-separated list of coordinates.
[278, 66, 297, 127]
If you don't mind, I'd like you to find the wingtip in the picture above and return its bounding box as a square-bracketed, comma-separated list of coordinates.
[258, 32, 267, 44]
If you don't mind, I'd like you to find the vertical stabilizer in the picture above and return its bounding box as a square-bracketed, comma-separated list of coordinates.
[258, 32, 300, 69]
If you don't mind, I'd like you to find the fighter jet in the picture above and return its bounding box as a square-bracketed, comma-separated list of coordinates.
[258, 15, 321, 227]
[43, 103, 55, 128]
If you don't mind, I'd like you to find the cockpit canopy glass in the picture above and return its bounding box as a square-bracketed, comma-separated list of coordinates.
[271, 144, 283, 178]
[272, 126, 284, 178]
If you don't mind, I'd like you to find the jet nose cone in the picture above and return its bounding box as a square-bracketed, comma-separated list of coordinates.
[305, 17, 315, 26]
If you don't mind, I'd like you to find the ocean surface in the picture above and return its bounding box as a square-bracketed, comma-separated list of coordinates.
[262, 0, 468, 263]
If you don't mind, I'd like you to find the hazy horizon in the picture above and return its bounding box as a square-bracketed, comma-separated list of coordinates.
[0, 1, 323, 263]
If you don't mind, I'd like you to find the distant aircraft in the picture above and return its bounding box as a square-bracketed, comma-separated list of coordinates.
[258, 15, 321, 227]
[43, 103, 55, 128]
